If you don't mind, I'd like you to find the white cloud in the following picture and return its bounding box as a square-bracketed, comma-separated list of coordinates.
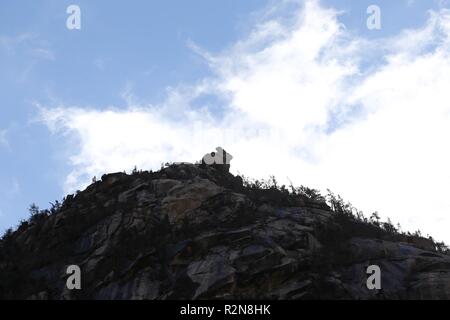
[40, 0, 450, 243]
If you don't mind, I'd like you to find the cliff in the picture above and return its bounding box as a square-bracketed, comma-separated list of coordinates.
[0, 161, 449, 299]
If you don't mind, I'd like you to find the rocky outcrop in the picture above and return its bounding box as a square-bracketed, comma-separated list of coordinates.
[0, 162, 449, 300]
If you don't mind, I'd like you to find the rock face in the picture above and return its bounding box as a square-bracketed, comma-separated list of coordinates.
[0, 163, 449, 300]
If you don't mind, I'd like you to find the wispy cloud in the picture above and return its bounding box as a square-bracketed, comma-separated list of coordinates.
[1, 33, 55, 82]
[0, 33, 53, 58]
[0, 33, 33, 53]
[32, 47, 55, 61]
[40, 0, 450, 243]
[0, 129, 9, 149]
[93, 58, 107, 70]
[0, 178, 21, 200]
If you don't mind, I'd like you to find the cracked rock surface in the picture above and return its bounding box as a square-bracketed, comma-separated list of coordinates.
[0, 163, 449, 299]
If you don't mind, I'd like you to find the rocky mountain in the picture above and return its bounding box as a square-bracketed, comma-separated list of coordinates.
[1, 158, 449, 299]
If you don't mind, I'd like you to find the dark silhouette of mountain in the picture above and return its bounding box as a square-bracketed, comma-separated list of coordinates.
[1, 153, 449, 299]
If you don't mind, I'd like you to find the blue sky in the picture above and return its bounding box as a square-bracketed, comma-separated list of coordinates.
[1, 0, 450, 243]
[0, 0, 267, 230]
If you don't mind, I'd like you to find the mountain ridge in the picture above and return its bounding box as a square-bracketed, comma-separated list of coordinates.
[1, 160, 449, 299]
